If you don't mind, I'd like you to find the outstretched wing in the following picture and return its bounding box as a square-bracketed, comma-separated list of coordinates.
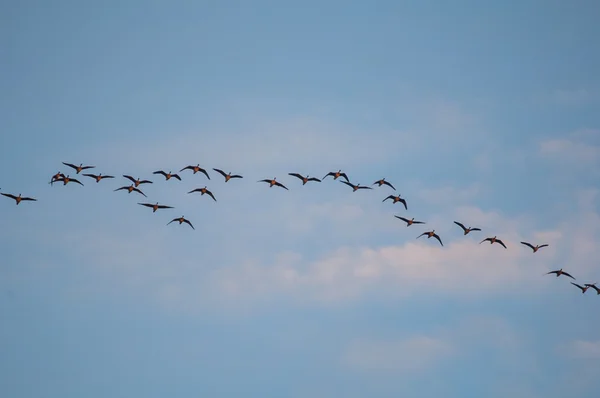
[183, 219, 195, 230]
[123, 175, 136, 183]
[212, 168, 227, 178]
[497, 239, 507, 249]
[339, 172, 349, 182]
[562, 271, 576, 280]
[398, 198, 407, 210]
[433, 234, 444, 247]
[274, 182, 289, 190]
[206, 191, 217, 201]
[340, 181, 354, 189]
[383, 195, 395, 202]
[62, 162, 78, 170]
[454, 221, 467, 231]
[133, 188, 147, 197]
[383, 181, 396, 190]
[288, 173, 304, 180]
[520, 241, 535, 250]
[395, 216, 410, 223]
[172, 174, 182, 181]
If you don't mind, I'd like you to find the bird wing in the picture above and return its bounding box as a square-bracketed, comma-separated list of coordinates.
[471, 228, 482, 231]
[258, 179, 270, 184]
[212, 168, 227, 178]
[479, 238, 490, 244]
[188, 188, 201, 194]
[133, 188, 147, 197]
[413, 221, 425, 224]
[183, 219, 195, 230]
[288, 173, 304, 180]
[571, 282, 585, 291]
[81, 165, 95, 170]
[545, 271, 558, 275]
[102, 175, 115, 179]
[123, 175, 136, 183]
[399, 198, 407, 210]
[206, 191, 217, 201]
[307, 177, 321, 182]
[357, 186, 373, 190]
[339, 173, 349, 182]
[71, 178, 84, 186]
[395, 216, 409, 223]
[167, 219, 177, 225]
[62, 162, 78, 170]
[199, 169, 210, 179]
[82, 173, 97, 178]
[497, 239, 507, 249]
[180, 166, 193, 172]
[520, 241, 535, 250]
[416, 232, 427, 239]
[1, 193, 17, 200]
[539, 244, 549, 249]
[157, 205, 173, 209]
[138, 203, 152, 208]
[562, 271, 576, 280]
[383, 181, 396, 190]
[454, 221, 467, 231]
[114, 186, 128, 192]
[340, 181, 354, 189]
[275, 182, 289, 190]
[433, 234, 444, 246]
[21, 197, 36, 201]
[153, 170, 167, 177]
[139, 180, 153, 184]
[383, 195, 394, 202]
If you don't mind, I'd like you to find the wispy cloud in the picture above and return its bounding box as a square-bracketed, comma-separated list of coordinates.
[539, 129, 600, 168]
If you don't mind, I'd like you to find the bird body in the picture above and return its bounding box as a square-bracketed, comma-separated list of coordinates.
[180, 164, 210, 179]
[115, 185, 147, 197]
[288, 173, 321, 185]
[83, 173, 114, 183]
[545, 269, 575, 280]
[340, 181, 372, 192]
[520, 241, 549, 253]
[453, 221, 481, 235]
[417, 230, 443, 246]
[395, 216, 424, 226]
[372, 178, 396, 190]
[62, 162, 95, 174]
[138, 202, 174, 212]
[213, 168, 243, 182]
[168, 216, 194, 230]
[383, 195, 407, 209]
[1, 193, 37, 205]
[323, 170, 349, 182]
[480, 236, 507, 248]
[123, 175, 153, 187]
[188, 186, 217, 201]
[258, 178, 288, 190]
[153, 170, 181, 181]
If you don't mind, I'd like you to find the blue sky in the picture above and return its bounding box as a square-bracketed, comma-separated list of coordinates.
[1, 1, 600, 397]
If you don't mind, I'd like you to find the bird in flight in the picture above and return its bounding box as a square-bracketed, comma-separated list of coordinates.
[188, 186, 217, 201]
[417, 230, 443, 246]
[49, 172, 66, 185]
[258, 178, 289, 190]
[480, 236, 507, 249]
[62, 162, 95, 174]
[520, 242, 549, 253]
[56, 175, 84, 186]
[395, 216, 425, 227]
[372, 178, 396, 190]
[571, 282, 590, 294]
[545, 269, 575, 280]
[340, 181, 372, 192]
[138, 202, 174, 212]
[1, 192, 37, 205]
[453, 221, 481, 235]
[584, 283, 600, 295]
[212, 168, 243, 182]
[383, 195, 407, 210]
[82, 173, 114, 183]
[153, 170, 182, 181]
[288, 173, 321, 185]
[114, 185, 147, 197]
[123, 175, 153, 187]
[323, 170, 349, 182]
[180, 164, 210, 180]
[168, 216, 194, 230]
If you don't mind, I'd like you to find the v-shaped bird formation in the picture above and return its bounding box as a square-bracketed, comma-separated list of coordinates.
[1, 160, 596, 297]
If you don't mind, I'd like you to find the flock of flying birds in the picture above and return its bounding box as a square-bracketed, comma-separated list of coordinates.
[2, 161, 598, 296]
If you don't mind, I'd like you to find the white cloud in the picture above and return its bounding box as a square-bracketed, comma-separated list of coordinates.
[539, 129, 600, 168]
[342, 336, 455, 373]
[561, 340, 600, 359]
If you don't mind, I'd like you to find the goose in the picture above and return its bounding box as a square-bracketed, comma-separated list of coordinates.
[138, 202, 174, 212]
[545, 269, 575, 280]
[383, 195, 407, 210]
[114, 185, 147, 197]
[123, 175, 153, 187]
[480, 236, 507, 249]
[258, 178, 289, 190]
[153, 170, 181, 181]
[82, 173, 114, 183]
[288, 173, 321, 185]
[180, 164, 210, 180]
[453, 221, 481, 235]
[168, 216, 194, 230]
[1, 193, 37, 205]
[62, 162, 95, 174]
[340, 181, 372, 192]
[520, 242, 549, 253]
[571, 283, 590, 294]
[56, 175, 84, 186]
[212, 168, 243, 182]
[395, 216, 425, 227]
[188, 186, 216, 201]
[417, 230, 443, 246]
[323, 170, 349, 182]
[372, 178, 396, 190]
